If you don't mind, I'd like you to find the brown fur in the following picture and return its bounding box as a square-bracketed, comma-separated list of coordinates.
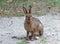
[23, 5, 43, 40]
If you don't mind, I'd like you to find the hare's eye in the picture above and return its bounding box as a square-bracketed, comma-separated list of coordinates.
[26, 16, 28, 17]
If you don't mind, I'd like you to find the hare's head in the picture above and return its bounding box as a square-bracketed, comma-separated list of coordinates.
[23, 5, 32, 19]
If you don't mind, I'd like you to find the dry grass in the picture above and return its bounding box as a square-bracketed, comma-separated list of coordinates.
[0, 0, 60, 17]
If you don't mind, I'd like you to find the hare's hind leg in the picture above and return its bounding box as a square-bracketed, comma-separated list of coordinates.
[39, 30, 43, 36]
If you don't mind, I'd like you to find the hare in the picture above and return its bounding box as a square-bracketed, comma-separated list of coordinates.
[23, 5, 43, 40]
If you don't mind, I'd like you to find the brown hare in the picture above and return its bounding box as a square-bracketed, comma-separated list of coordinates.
[23, 5, 43, 40]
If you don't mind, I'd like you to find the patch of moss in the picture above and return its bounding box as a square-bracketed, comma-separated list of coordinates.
[16, 40, 27, 44]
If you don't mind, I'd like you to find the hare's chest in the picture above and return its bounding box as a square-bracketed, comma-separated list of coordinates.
[24, 21, 32, 31]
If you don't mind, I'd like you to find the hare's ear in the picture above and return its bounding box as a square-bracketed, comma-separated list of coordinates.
[23, 6, 27, 14]
[29, 5, 32, 13]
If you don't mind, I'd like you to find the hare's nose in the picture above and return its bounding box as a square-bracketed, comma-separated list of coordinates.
[28, 18, 30, 20]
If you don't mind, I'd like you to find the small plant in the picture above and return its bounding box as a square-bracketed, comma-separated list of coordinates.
[16, 40, 27, 44]
[12, 36, 17, 38]
[40, 36, 47, 44]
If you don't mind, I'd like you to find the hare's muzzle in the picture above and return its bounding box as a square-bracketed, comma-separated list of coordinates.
[26, 16, 31, 20]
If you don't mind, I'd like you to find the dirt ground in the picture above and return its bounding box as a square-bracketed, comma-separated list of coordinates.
[0, 13, 60, 44]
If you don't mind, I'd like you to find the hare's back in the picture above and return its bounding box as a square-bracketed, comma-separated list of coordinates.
[32, 17, 42, 24]
[32, 17, 43, 29]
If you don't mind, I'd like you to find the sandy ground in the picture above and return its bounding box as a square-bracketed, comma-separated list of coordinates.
[0, 14, 60, 44]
